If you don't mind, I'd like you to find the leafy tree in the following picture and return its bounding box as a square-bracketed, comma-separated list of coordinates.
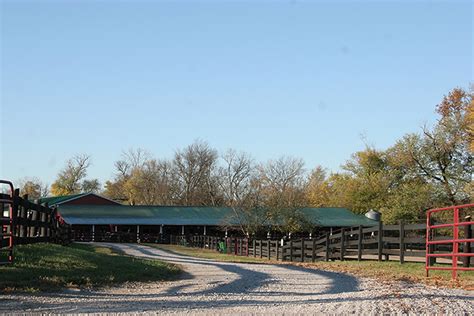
[306, 166, 330, 207]
[394, 88, 472, 205]
[82, 179, 101, 193]
[17, 177, 49, 199]
[51, 154, 91, 195]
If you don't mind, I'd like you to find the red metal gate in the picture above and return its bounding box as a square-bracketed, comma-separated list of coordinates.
[426, 203, 474, 279]
[0, 180, 15, 264]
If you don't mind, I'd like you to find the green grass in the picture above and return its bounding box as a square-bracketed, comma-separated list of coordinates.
[151, 244, 474, 290]
[0, 243, 181, 293]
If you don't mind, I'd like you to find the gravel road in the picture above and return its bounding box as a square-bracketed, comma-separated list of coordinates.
[1, 243, 473, 314]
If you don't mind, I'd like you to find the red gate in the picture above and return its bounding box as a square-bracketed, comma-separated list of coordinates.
[426, 203, 474, 279]
[0, 180, 15, 264]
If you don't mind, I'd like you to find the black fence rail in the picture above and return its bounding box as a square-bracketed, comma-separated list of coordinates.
[171, 221, 473, 265]
[1, 181, 72, 264]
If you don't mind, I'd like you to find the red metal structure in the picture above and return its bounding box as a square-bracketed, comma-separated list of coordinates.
[0, 180, 15, 264]
[426, 203, 474, 279]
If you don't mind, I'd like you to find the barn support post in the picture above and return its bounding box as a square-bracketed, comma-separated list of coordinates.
[181, 225, 185, 235]
[357, 225, 363, 261]
[92, 225, 95, 242]
[136, 225, 140, 243]
[203, 225, 207, 236]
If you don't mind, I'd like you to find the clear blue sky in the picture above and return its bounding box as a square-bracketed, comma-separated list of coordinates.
[1, 0, 472, 186]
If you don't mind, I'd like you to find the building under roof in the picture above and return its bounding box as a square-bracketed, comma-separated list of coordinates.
[58, 204, 378, 228]
[37, 193, 378, 242]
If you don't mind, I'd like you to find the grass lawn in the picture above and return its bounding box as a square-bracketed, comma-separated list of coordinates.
[0, 243, 181, 293]
[151, 244, 474, 290]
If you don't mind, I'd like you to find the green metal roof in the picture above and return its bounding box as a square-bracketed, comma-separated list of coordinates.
[58, 205, 378, 227]
[38, 193, 88, 206]
[300, 208, 378, 227]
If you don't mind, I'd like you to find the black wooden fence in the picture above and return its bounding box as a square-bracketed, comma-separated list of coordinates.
[1, 185, 71, 264]
[172, 221, 473, 265]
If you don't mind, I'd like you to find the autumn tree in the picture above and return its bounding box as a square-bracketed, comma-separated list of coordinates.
[104, 148, 152, 204]
[395, 88, 472, 205]
[17, 177, 49, 199]
[306, 166, 329, 207]
[123, 159, 175, 205]
[51, 154, 99, 195]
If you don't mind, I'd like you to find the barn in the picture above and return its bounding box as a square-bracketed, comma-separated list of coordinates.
[40, 193, 378, 243]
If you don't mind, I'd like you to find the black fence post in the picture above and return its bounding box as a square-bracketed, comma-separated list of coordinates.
[290, 240, 293, 262]
[276, 241, 280, 261]
[325, 233, 330, 261]
[268, 240, 271, 260]
[300, 239, 304, 262]
[378, 220, 383, 261]
[358, 225, 363, 261]
[463, 216, 472, 268]
[399, 220, 405, 264]
[340, 228, 345, 261]
[312, 238, 316, 262]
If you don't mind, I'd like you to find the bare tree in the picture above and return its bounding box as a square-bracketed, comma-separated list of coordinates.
[217, 149, 267, 234]
[259, 156, 311, 233]
[173, 140, 218, 205]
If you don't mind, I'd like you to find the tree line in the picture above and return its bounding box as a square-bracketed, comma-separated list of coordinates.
[18, 87, 473, 229]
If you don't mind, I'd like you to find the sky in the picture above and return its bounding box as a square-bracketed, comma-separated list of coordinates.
[0, 0, 472, 187]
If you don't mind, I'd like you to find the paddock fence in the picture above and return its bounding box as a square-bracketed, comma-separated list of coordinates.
[171, 220, 473, 266]
[1, 180, 72, 264]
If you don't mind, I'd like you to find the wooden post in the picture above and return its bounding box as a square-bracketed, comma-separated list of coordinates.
[463, 217, 472, 268]
[399, 220, 405, 264]
[289, 240, 293, 262]
[239, 238, 243, 256]
[312, 238, 316, 262]
[377, 220, 383, 261]
[428, 217, 436, 266]
[136, 225, 140, 243]
[253, 239, 256, 257]
[259, 239, 263, 258]
[357, 225, 363, 261]
[276, 241, 280, 261]
[340, 228, 345, 261]
[325, 232, 330, 261]
[268, 240, 271, 260]
[301, 239, 305, 262]
[92, 225, 95, 242]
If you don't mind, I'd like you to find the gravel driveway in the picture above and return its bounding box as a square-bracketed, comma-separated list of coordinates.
[1, 243, 473, 314]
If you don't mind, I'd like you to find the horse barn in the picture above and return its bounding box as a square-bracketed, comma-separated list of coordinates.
[39, 193, 379, 243]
